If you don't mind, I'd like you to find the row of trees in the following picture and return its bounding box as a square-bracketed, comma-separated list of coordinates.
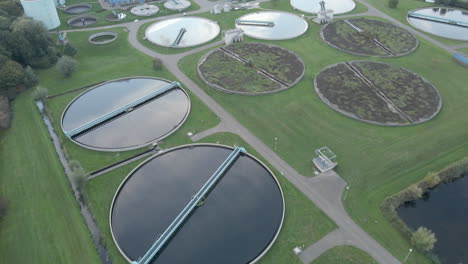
[0, 0, 58, 99]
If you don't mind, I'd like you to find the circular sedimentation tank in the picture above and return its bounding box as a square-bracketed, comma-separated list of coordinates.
[105, 12, 127, 22]
[198, 43, 305, 95]
[236, 11, 308, 40]
[130, 4, 159, 16]
[290, 0, 355, 15]
[164, 0, 191, 11]
[145, 17, 220, 48]
[314, 61, 442, 126]
[110, 144, 285, 264]
[407, 7, 468, 41]
[61, 77, 190, 151]
[88, 31, 118, 45]
[63, 3, 92, 14]
[321, 18, 418, 57]
[67, 15, 98, 27]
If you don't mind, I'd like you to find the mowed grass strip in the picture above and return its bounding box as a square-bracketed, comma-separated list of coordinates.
[311, 246, 378, 264]
[83, 132, 336, 264]
[0, 93, 100, 264]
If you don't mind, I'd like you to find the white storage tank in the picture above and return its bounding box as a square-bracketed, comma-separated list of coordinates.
[21, 0, 61, 30]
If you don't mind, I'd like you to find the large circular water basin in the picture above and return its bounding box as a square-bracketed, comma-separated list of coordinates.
[164, 0, 191, 11]
[61, 77, 190, 151]
[290, 0, 355, 15]
[145, 17, 220, 48]
[63, 3, 92, 14]
[407, 7, 468, 41]
[110, 144, 285, 264]
[236, 11, 308, 40]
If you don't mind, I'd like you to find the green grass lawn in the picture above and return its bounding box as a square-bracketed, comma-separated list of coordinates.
[457, 47, 468, 54]
[178, 13, 468, 263]
[0, 93, 100, 264]
[83, 132, 336, 264]
[38, 28, 219, 173]
[311, 246, 378, 264]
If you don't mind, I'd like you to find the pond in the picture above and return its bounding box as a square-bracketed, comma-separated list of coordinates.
[397, 173, 468, 263]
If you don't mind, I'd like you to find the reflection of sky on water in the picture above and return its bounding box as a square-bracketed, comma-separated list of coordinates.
[111, 146, 284, 264]
[236, 11, 308, 40]
[75, 89, 189, 149]
[145, 17, 220, 47]
[290, 0, 355, 15]
[408, 8, 468, 41]
[62, 78, 170, 131]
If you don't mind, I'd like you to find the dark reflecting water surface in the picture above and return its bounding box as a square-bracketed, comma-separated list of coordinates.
[62, 78, 189, 150]
[397, 174, 468, 264]
[408, 8, 468, 41]
[111, 145, 284, 264]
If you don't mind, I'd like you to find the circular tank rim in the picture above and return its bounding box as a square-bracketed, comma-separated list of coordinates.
[236, 11, 309, 41]
[407, 6, 468, 41]
[63, 3, 92, 14]
[164, 0, 191, 11]
[67, 14, 98, 27]
[197, 42, 306, 95]
[144, 16, 221, 48]
[313, 60, 443, 127]
[320, 18, 419, 58]
[130, 4, 159, 16]
[60, 76, 191, 152]
[290, 0, 356, 15]
[109, 143, 286, 264]
[88, 31, 118, 45]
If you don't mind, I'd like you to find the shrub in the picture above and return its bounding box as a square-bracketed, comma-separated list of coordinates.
[388, 0, 399, 8]
[0, 196, 8, 220]
[32, 86, 48, 101]
[153, 57, 163, 71]
[411, 227, 437, 252]
[63, 43, 77, 57]
[246, 57, 254, 67]
[70, 161, 87, 192]
[56, 56, 78, 78]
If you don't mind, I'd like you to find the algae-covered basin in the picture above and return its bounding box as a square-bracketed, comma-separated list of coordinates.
[61, 77, 190, 151]
[110, 144, 285, 264]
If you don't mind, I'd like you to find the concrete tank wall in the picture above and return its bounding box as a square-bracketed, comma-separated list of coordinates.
[21, 0, 61, 30]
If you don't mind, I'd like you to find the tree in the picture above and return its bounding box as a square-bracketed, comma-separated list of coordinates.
[32, 86, 48, 101]
[56, 56, 78, 78]
[63, 43, 77, 57]
[411, 227, 437, 252]
[23, 65, 37, 88]
[153, 57, 163, 71]
[388, 0, 399, 8]
[0, 1, 23, 17]
[70, 160, 86, 192]
[0, 59, 24, 91]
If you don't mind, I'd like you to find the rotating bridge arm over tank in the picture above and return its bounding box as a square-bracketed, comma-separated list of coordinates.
[64, 81, 180, 138]
[172, 28, 187, 47]
[408, 12, 468, 27]
[132, 146, 247, 264]
[235, 19, 275, 27]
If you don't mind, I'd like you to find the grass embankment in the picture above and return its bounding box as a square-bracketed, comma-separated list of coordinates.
[179, 12, 468, 263]
[311, 246, 377, 264]
[363, 0, 468, 46]
[39, 28, 219, 173]
[56, 0, 200, 31]
[83, 132, 336, 264]
[0, 93, 100, 264]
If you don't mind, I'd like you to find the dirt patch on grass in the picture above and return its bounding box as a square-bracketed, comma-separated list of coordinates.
[198, 43, 305, 95]
[314, 61, 441, 126]
[321, 18, 418, 57]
